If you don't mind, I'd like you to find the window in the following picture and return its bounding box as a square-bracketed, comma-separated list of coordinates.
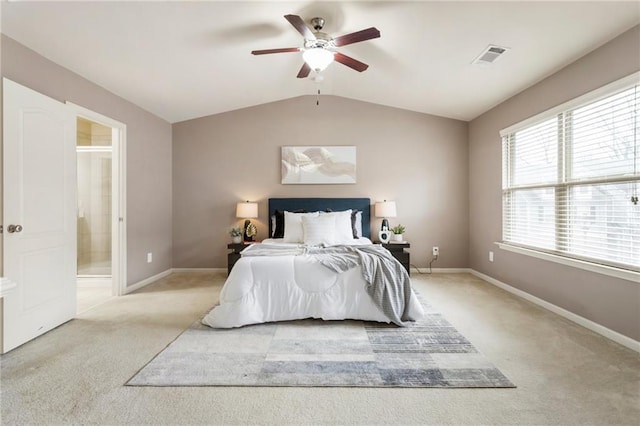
[501, 76, 639, 274]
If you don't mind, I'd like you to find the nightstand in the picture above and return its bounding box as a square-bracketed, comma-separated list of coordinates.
[227, 242, 256, 275]
[381, 242, 410, 275]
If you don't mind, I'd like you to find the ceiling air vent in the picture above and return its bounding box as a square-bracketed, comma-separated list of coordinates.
[472, 45, 509, 65]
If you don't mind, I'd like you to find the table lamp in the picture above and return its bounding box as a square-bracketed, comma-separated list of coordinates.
[374, 200, 396, 243]
[236, 201, 258, 242]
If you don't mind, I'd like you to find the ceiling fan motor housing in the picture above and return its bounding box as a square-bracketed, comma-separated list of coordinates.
[306, 17, 334, 49]
[310, 17, 325, 31]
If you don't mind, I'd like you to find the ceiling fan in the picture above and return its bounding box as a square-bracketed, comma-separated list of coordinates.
[251, 14, 380, 78]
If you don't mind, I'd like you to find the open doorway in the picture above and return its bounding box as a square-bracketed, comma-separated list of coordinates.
[76, 118, 113, 313]
[69, 103, 126, 314]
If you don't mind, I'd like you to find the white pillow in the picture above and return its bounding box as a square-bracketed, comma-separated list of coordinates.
[320, 209, 353, 242]
[270, 215, 276, 237]
[283, 211, 319, 243]
[302, 214, 337, 246]
[354, 211, 362, 238]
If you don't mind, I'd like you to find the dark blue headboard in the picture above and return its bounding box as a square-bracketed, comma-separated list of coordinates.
[268, 198, 371, 238]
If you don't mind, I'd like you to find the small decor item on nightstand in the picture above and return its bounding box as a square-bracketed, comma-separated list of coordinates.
[245, 222, 257, 241]
[229, 227, 243, 244]
[378, 226, 391, 243]
[391, 224, 405, 242]
[236, 201, 259, 242]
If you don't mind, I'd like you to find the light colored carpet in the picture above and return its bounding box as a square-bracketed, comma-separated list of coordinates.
[77, 278, 113, 314]
[128, 295, 514, 387]
[1, 272, 638, 425]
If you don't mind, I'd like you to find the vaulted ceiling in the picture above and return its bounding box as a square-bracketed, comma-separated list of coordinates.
[2, 1, 638, 123]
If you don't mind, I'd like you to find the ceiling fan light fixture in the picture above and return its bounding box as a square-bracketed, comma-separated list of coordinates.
[303, 48, 334, 72]
[252, 14, 379, 78]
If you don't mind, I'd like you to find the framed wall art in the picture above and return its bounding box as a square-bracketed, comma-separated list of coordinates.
[281, 146, 356, 184]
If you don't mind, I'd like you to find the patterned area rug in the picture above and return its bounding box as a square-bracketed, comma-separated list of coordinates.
[127, 298, 514, 388]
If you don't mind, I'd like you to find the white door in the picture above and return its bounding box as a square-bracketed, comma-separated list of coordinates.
[3, 78, 77, 353]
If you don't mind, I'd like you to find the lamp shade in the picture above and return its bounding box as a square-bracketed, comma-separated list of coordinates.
[375, 201, 397, 218]
[236, 201, 258, 219]
[303, 48, 334, 72]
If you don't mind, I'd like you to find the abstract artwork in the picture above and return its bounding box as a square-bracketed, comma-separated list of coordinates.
[281, 146, 356, 184]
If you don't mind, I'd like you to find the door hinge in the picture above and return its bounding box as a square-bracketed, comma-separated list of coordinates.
[0, 225, 3, 234]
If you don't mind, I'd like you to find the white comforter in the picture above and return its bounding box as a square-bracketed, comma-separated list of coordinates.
[202, 239, 424, 328]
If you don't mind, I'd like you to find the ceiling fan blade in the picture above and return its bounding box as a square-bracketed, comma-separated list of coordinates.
[334, 52, 369, 72]
[333, 27, 380, 47]
[284, 14, 316, 40]
[297, 63, 311, 79]
[251, 47, 301, 55]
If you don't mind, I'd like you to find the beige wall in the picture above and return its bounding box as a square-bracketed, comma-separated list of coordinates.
[2, 20, 636, 347]
[173, 96, 469, 269]
[469, 25, 640, 341]
[1, 35, 173, 286]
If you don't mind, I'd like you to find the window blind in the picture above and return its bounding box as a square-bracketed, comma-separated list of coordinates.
[502, 82, 639, 272]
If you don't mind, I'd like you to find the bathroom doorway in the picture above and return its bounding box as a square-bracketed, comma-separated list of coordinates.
[76, 117, 113, 313]
[71, 103, 126, 314]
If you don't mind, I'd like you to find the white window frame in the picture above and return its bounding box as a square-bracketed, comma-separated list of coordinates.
[499, 72, 640, 283]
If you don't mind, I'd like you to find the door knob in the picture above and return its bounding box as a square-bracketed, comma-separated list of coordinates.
[7, 224, 23, 233]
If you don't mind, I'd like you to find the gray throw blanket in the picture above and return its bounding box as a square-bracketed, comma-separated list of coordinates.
[308, 245, 416, 326]
[241, 243, 416, 326]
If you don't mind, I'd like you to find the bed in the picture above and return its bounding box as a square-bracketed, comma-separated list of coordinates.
[202, 197, 424, 328]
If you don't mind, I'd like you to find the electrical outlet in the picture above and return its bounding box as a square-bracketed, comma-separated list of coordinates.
[147, 252, 153, 263]
[432, 246, 439, 256]
[489, 251, 494, 262]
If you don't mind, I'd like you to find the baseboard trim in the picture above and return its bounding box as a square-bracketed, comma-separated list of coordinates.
[171, 268, 226, 273]
[470, 269, 640, 353]
[124, 269, 172, 294]
[411, 267, 471, 274]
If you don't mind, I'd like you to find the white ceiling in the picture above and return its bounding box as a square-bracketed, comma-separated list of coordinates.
[2, 1, 639, 123]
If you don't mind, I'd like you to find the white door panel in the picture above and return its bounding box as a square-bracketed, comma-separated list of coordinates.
[3, 78, 76, 353]
[22, 110, 67, 234]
